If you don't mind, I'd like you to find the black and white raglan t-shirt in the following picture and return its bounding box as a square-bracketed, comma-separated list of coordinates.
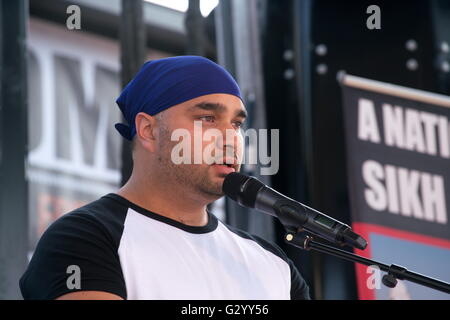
[20, 193, 310, 300]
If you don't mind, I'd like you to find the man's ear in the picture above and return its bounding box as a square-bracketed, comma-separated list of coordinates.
[135, 112, 158, 152]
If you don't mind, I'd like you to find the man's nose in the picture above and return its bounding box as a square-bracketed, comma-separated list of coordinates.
[214, 127, 243, 161]
[215, 124, 239, 146]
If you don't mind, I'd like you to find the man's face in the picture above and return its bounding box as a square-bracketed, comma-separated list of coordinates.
[154, 93, 247, 200]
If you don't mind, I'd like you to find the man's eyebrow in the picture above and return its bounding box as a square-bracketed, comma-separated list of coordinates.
[190, 102, 247, 118]
[236, 109, 248, 119]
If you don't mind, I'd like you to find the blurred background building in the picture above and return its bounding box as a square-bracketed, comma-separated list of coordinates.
[0, 0, 449, 300]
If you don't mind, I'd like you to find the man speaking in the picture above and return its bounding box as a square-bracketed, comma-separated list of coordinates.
[19, 56, 310, 300]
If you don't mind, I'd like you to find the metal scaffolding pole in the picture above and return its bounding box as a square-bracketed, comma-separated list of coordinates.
[292, 0, 323, 300]
[215, 0, 275, 242]
[0, 0, 29, 299]
[214, 0, 236, 75]
[185, 0, 206, 56]
[119, 0, 146, 186]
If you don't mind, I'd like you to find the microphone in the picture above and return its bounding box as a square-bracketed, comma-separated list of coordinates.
[223, 172, 367, 250]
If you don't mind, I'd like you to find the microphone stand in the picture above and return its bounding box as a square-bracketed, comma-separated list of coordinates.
[284, 231, 450, 295]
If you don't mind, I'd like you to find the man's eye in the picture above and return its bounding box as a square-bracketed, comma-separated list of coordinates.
[199, 116, 215, 122]
[233, 121, 243, 128]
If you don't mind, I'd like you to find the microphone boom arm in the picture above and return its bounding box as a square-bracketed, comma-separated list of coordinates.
[285, 232, 450, 295]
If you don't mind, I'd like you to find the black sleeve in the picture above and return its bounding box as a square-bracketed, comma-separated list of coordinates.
[19, 211, 127, 300]
[288, 258, 311, 300]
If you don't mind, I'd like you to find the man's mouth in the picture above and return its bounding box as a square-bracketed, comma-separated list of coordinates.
[211, 164, 236, 175]
[210, 157, 238, 174]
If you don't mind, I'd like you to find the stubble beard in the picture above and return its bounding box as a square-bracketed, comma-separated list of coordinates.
[157, 126, 225, 201]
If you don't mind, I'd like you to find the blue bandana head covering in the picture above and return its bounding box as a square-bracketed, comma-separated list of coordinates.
[115, 55, 243, 140]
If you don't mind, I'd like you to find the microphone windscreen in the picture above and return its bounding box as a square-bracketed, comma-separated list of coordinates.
[222, 172, 249, 201]
[222, 172, 264, 208]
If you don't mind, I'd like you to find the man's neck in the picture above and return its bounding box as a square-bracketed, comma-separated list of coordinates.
[117, 172, 210, 227]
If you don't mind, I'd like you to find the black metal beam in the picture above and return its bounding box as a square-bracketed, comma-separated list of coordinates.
[214, 0, 236, 75]
[29, 0, 191, 56]
[185, 0, 206, 56]
[292, 0, 324, 300]
[259, 0, 318, 300]
[0, 0, 29, 299]
[119, 0, 146, 186]
[215, 0, 276, 242]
